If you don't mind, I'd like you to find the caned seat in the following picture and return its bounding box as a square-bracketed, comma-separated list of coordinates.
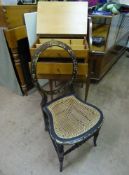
[44, 95, 103, 144]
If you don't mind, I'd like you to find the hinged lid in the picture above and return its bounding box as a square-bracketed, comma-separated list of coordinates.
[37, 2, 88, 37]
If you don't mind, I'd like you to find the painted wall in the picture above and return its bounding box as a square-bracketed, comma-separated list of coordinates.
[1, 0, 17, 4]
[0, 28, 22, 95]
[109, 0, 129, 5]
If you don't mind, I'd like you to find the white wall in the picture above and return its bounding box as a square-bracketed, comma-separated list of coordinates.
[110, 0, 129, 5]
[0, 29, 22, 95]
[1, 0, 17, 5]
[119, 0, 129, 5]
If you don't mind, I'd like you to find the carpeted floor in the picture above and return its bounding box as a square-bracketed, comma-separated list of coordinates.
[0, 53, 129, 175]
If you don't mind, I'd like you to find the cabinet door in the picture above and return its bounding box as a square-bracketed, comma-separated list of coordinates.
[91, 16, 111, 53]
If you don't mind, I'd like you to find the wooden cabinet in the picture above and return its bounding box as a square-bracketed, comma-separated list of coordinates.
[0, 5, 36, 95]
[4, 26, 33, 94]
[90, 14, 129, 81]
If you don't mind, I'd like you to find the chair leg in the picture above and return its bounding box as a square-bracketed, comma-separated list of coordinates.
[43, 111, 49, 131]
[93, 129, 100, 147]
[49, 80, 53, 100]
[51, 139, 64, 172]
[57, 144, 64, 172]
[59, 153, 64, 172]
[85, 76, 90, 102]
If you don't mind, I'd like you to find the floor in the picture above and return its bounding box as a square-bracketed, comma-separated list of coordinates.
[0, 53, 129, 175]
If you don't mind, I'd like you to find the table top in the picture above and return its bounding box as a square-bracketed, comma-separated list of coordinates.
[37, 2, 88, 37]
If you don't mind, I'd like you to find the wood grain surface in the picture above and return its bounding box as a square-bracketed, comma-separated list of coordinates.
[37, 2, 88, 36]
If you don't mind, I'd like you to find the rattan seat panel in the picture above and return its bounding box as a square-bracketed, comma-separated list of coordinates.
[47, 96, 101, 139]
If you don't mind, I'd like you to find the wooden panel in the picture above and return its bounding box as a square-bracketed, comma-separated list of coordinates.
[4, 26, 27, 48]
[10, 47, 28, 95]
[3, 5, 37, 29]
[36, 63, 88, 76]
[71, 39, 84, 45]
[4, 26, 28, 95]
[90, 47, 125, 81]
[37, 74, 87, 80]
[38, 38, 88, 50]
[30, 48, 88, 61]
[0, 6, 7, 27]
[39, 38, 71, 45]
[37, 2, 88, 36]
[36, 44, 85, 50]
[31, 38, 88, 60]
[32, 38, 88, 60]
[39, 38, 86, 46]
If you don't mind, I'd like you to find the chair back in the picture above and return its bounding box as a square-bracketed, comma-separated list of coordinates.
[31, 40, 79, 104]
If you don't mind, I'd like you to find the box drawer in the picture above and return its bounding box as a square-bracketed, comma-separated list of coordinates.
[36, 62, 88, 76]
[30, 38, 88, 62]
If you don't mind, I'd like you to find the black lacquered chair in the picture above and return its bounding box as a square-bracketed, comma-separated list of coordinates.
[31, 40, 104, 172]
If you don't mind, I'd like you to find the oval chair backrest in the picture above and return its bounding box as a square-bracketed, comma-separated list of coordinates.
[31, 40, 78, 100]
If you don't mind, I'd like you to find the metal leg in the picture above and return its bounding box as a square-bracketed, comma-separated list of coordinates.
[93, 130, 100, 147]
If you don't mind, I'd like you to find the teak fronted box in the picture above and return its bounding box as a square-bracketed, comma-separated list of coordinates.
[31, 2, 89, 81]
[30, 38, 89, 80]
